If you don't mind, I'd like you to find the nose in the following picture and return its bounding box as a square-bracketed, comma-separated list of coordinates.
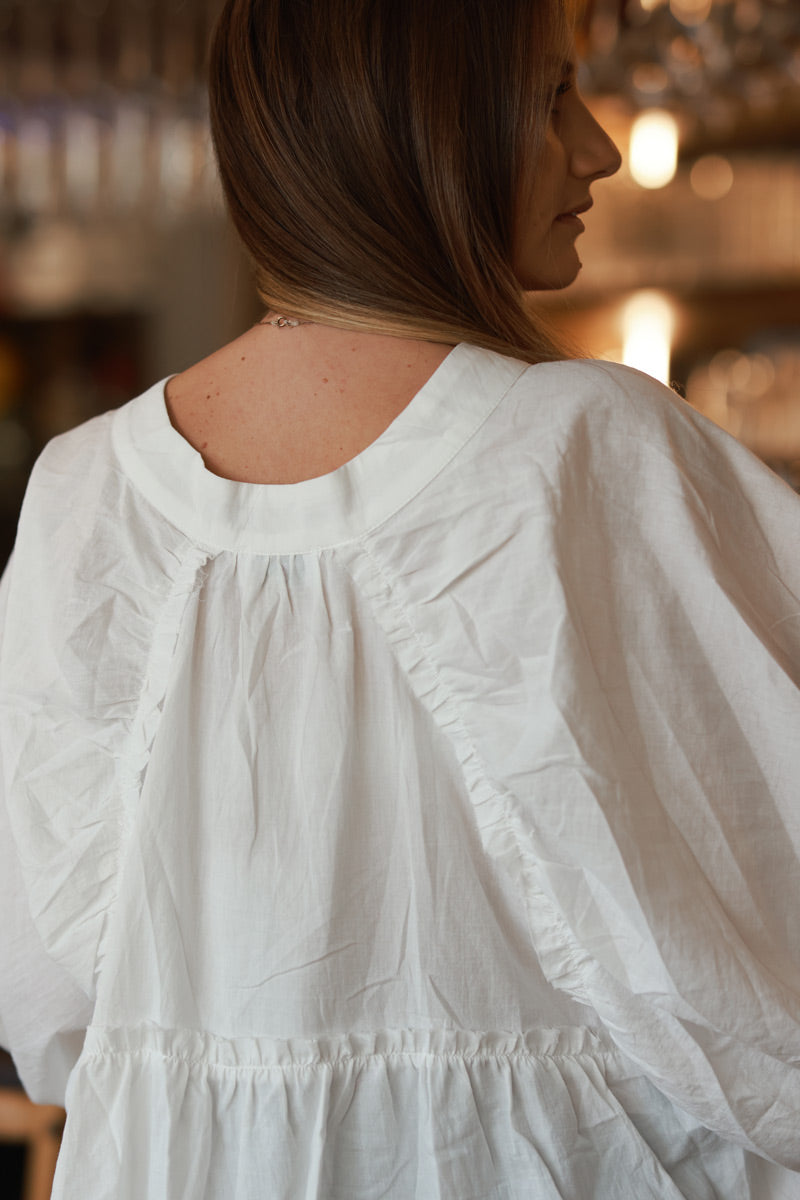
[570, 102, 622, 182]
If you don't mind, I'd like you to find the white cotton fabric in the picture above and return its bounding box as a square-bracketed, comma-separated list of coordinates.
[1, 343, 800, 1199]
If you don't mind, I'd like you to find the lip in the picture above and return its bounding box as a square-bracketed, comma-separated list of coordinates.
[553, 199, 592, 231]
[559, 200, 593, 218]
[554, 212, 585, 230]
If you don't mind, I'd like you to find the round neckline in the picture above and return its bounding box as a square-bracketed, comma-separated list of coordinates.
[112, 342, 529, 555]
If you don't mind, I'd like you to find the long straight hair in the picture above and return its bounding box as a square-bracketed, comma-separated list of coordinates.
[209, 0, 573, 363]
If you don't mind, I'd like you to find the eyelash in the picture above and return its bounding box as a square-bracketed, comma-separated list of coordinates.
[551, 80, 572, 114]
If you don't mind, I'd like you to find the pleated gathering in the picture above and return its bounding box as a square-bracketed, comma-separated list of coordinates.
[2, 344, 799, 1197]
[56, 1025, 748, 1200]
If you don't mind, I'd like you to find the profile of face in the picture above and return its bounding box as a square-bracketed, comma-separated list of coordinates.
[512, 63, 622, 292]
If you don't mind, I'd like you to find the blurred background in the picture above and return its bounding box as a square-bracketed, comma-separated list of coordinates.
[552, 0, 800, 485]
[0, 0, 798, 1195]
[0, 0, 798, 580]
[0, 0, 252, 577]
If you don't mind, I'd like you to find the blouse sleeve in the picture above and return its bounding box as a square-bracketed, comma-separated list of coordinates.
[0, 413, 194, 1103]
[0, 559, 93, 1101]
[505, 363, 800, 1168]
[343, 355, 800, 1169]
[349, 355, 800, 1169]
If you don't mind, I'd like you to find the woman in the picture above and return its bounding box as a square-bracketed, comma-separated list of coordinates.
[1, 1, 799, 1196]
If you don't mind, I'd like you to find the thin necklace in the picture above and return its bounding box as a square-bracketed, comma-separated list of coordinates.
[259, 315, 313, 328]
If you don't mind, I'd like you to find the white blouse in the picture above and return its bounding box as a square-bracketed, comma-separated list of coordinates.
[1, 344, 799, 1199]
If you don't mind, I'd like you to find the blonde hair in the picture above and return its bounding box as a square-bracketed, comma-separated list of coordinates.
[210, 0, 573, 363]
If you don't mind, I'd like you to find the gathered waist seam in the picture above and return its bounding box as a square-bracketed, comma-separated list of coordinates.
[79, 1037, 619, 1076]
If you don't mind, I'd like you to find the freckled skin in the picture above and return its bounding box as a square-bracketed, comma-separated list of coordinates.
[165, 327, 454, 485]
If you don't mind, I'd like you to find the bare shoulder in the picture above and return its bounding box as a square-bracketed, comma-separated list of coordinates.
[163, 332, 257, 478]
[164, 331, 253, 428]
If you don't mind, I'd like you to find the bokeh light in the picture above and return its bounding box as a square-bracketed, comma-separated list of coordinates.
[690, 154, 735, 201]
[622, 291, 675, 384]
[629, 110, 680, 189]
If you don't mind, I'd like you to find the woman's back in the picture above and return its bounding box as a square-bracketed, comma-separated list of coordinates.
[3, 0, 800, 1192]
[4, 344, 800, 1197]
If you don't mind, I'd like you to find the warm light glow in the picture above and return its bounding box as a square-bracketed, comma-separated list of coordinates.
[708, 349, 743, 389]
[670, 0, 713, 25]
[745, 354, 776, 397]
[631, 64, 669, 94]
[689, 154, 734, 201]
[629, 110, 679, 189]
[621, 291, 674, 384]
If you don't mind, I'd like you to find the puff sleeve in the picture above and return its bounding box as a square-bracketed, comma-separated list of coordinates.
[0, 412, 199, 1102]
[482, 364, 800, 1167]
[356, 359, 800, 1169]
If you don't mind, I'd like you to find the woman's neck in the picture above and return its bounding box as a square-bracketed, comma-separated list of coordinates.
[164, 322, 455, 485]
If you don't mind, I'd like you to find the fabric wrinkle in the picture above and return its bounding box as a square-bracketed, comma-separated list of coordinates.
[1, 346, 799, 1195]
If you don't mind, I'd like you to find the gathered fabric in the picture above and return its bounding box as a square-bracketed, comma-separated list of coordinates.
[1, 344, 799, 1198]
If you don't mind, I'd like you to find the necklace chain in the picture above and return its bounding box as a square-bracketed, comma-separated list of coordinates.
[259, 315, 312, 328]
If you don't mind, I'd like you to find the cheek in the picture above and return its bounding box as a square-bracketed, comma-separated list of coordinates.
[514, 137, 563, 223]
[510, 134, 571, 286]
[513, 159, 558, 257]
